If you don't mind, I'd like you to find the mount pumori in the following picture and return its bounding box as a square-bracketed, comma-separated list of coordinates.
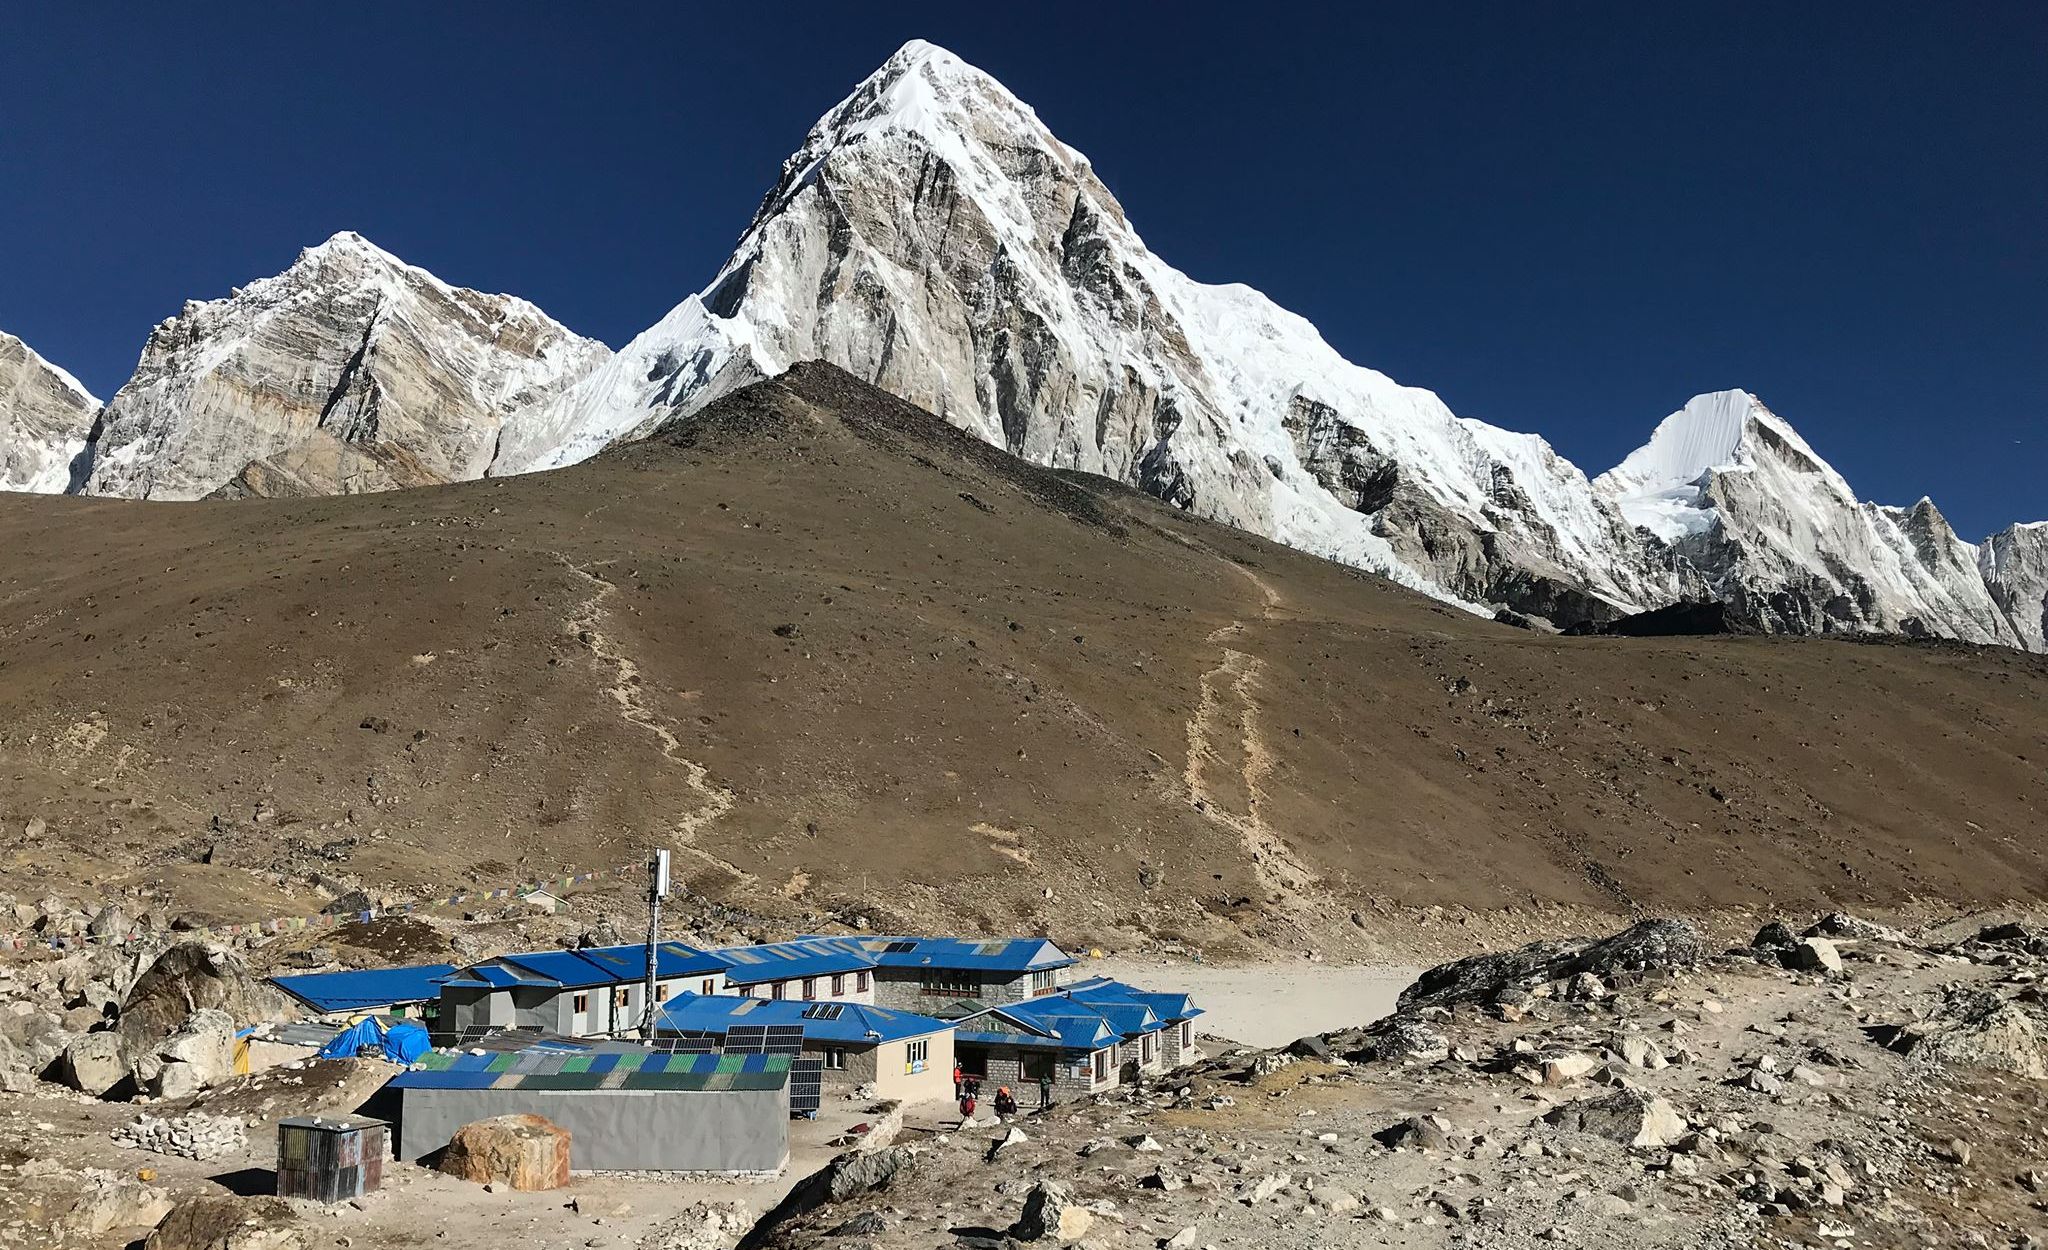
[1, 41, 2038, 648]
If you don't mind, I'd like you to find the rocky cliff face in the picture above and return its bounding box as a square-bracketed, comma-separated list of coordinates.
[0, 330, 99, 492]
[1594, 390, 2021, 644]
[1980, 523, 2048, 652]
[80, 232, 608, 500]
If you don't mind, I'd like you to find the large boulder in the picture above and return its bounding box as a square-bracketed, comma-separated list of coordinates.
[740, 1146, 917, 1248]
[137, 1008, 237, 1099]
[1544, 1088, 1686, 1149]
[59, 1030, 131, 1096]
[1399, 919, 1707, 1011]
[437, 1114, 571, 1191]
[1888, 987, 2047, 1079]
[1784, 936, 1844, 975]
[1011, 1179, 1093, 1243]
[145, 1195, 304, 1250]
[118, 945, 290, 1065]
[0, 1001, 71, 1087]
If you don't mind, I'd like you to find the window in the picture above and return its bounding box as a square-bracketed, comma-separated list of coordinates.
[856, 971, 871, 992]
[905, 1038, 929, 1074]
[1029, 969, 1057, 996]
[1141, 1032, 1155, 1064]
[614, 987, 631, 1009]
[572, 993, 590, 1015]
[656, 984, 671, 1002]
[802, 977, 817, 1001]
[701, 979, 715, 996]
[823, 1048, 847, 1070]
[919, 970, 977, 997]
[1092, 1048, 1109, 1083]
[771, 981, 786, 1001]
[831, 974, 845, 997]
[1180, 1022, 1191, 1048]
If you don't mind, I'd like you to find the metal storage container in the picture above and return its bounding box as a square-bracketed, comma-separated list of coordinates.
[276, 1115, 388, 1202]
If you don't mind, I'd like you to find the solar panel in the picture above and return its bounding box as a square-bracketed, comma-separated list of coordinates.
[725, 1025, 769, 1054]
[801, 1003, 844, 1020]
[789, 1058, 823, 1117]
[883, 940, 918, 954]
[762, 1025, 806, 1056]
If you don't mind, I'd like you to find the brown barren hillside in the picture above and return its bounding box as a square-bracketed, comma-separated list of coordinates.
[0, 363, 2043, 953]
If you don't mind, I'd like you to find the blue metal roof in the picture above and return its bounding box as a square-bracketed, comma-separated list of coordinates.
[445, 942, 725, 990]
[271, 964, 458, 1013]
[714, 938, 874, 986]
[1063, 977, 1204, 1024]
[856, 936, 1073, 973]
[952, 1008, 1117, 1051]
[654, 994, 951, 1045]
[951, 978, 1199, 1053]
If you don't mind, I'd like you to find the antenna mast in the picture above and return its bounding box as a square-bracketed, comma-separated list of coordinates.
[640, 849, 671, 1037]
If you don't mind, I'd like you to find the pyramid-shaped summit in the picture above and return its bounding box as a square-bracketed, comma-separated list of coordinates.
[1, 42, 2040, 648]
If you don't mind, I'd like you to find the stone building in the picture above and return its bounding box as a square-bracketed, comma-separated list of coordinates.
[949, 978, 1202, 1105]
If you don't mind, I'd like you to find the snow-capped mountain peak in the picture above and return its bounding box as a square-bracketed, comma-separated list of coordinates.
[0, 42, 2037, 650]
[80, 231, 610, 500]
[1595, 391, 2022, 644]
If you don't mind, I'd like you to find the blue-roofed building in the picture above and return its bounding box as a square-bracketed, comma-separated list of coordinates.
[711, 935, 1076, 1013]
[655, 993, 956, 1105]
[715, 938, 879, 1004]
[855, 936, 1075, 1011]
[436, 942, 728, 1041]
[270, 963, 457, 1021]
[948, 978, 1205, 1105]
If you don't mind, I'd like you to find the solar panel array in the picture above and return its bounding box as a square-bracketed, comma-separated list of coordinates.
[801, 1003, 844, 1021]
[724, 1025, 768, 1054]
[789, 1058, 823, 1116]
[763, 1025, 806, 1056]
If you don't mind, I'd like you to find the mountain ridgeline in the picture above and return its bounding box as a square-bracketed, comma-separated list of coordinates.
[2, 41, 2040, 648]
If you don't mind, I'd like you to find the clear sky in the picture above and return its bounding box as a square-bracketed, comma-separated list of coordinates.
[3, 3, 2042, 533]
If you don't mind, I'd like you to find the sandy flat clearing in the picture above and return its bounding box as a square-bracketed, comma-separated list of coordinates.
[1090, 958, 1419, 1048]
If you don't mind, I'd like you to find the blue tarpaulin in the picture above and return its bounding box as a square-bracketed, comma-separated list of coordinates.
[317, 1016, 430, 1065]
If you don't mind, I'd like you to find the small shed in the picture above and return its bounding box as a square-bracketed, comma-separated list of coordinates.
[387, 1049, 790, 1173]
[276, 1115, 388, 1203]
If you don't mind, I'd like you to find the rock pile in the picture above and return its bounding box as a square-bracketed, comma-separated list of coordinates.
[113, 1112, 251, 1161]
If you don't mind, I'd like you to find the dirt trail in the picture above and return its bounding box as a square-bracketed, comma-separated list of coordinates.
[556, 554, 752, 885]
[1182, 559, 1319, 899]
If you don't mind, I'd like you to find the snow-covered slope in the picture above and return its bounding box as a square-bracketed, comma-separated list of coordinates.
[0, 330, 99, 492]
[82, 232, 609, 500]
[1594, 391, 2020, 643]
[496, 39, 1661, 619]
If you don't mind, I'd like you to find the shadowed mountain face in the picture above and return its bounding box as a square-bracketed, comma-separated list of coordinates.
[2, 364, 2044, 950]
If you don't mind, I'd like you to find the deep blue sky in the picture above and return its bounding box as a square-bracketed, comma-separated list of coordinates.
[4, 3, 2042, 531]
